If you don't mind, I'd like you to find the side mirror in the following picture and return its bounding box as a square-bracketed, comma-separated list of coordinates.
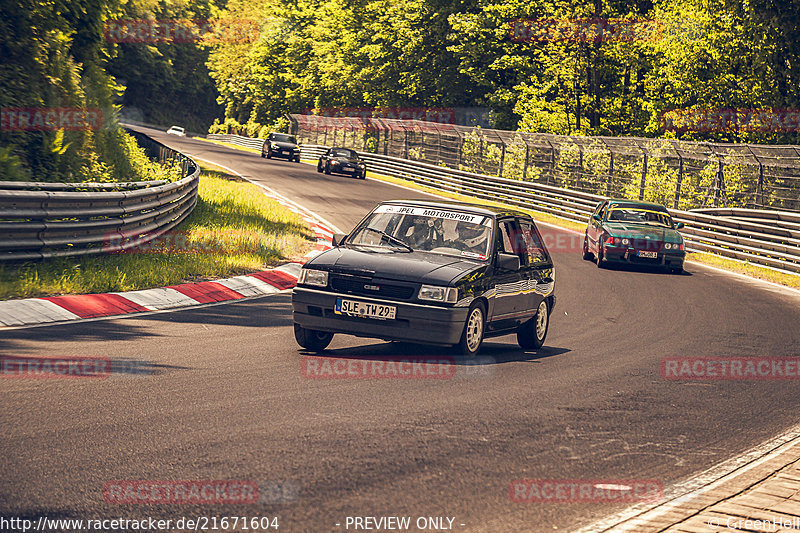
[592, 214, 602, 223]
[496, 252, 521, 271]
[675, 222, 684, 230]
[331, 233, 347, 247]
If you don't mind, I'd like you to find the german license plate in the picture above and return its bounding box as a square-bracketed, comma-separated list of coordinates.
[335, 298, 396, 320]
[638, 250, 658, 258]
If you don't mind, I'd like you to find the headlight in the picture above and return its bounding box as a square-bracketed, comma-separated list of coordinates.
[271, 143, 280, 149]
[418, 285, 457, 303]
[298, 269, 328, 287]
[622, 238, 630, 245]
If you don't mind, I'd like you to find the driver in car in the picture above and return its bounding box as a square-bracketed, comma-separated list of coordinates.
[405, 217, 444, 250]
[453, 221, 490, 256]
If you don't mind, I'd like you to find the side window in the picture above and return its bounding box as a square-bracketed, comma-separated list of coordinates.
[497, 219, 516, 254]
[593, 201, 605, 217]
[517, 219, 548, 264]
[598, 201, 609, 220]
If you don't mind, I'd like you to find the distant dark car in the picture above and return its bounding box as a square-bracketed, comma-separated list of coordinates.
[317, 147, 366, 179]
[582, 198, 686, 273]
[261, 132, 300, 162]
[292, 200, 556, 356]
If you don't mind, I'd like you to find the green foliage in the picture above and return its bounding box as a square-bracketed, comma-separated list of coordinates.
[0, 0, 183, 183]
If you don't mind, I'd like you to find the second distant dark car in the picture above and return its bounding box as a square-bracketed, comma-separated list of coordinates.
[262, 132, 300, 162]
[317, 147, 366, 179]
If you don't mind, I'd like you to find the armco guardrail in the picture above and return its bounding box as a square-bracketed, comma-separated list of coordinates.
[289, 113, 800, 213]
[207, 134, 800, 274]
[207, 133, 264, 150]
[0, 129, 199, 261]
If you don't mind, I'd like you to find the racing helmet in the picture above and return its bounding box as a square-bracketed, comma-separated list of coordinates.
[457, 221, 488, 250]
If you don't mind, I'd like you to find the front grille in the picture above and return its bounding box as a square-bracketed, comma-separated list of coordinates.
[330, 275, 415, 300]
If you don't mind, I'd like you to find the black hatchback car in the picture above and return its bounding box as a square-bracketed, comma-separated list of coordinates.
[292, 200, 556, 356]
[261, 132, 300, 162]
[317, 147, 366, 179]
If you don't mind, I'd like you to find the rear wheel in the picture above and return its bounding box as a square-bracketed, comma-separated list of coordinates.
[517, 300, 549, 350]
[266, 148, 272, 159]
[596, 244, 605, 268]
[317, 160, 323, 173]
[324, 162, 331, 174]
[457, 303, 485, 357]
[670, 266, 684, 275]
[260, 150, 266, 158]
[294, 324, 333, 352]
[582, 235, 593, 260]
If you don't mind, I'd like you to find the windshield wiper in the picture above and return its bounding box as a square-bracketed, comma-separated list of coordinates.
[363, 227, 413, 252]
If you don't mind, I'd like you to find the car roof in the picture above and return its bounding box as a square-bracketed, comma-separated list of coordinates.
[606, 198, 670, 211]
[379, 199, 528, 218]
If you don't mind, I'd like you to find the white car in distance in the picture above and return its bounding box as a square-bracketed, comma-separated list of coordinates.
[166, 126, 186, 137]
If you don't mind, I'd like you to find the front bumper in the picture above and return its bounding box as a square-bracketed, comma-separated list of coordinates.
[330, 163, 363, 174]
[292, 287, 469, 346]
[269, 147, 299, 158]
[603, 245, 685, 268]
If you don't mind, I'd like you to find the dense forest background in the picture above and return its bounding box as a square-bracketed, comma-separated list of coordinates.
[1, 0, 800, 179]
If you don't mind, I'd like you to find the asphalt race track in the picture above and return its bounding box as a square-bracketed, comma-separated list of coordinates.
[2, 127, 800, 532]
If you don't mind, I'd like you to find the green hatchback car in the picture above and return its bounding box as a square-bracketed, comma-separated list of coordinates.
[582, 199, 686, 273]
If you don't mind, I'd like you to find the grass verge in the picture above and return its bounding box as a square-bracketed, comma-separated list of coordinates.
[0, 164, 314, 300]
[685, 252, 800, 289]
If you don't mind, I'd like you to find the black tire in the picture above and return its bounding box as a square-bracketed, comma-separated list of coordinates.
[596, 244, 605, 268]
[266, 149, 272, 159]
[671, 266, 684, 275]
[324, 162, 331, 175]
[294, 324, 333, 352]
[582, 235, 593, 260]
[317, 160, 323, 173]
[456, 302, 486, 357]
[517, 299, 549, 350]
[358, 169, 366, 179]
[294, 156, 300, 163]
[260, 150, 266, 158]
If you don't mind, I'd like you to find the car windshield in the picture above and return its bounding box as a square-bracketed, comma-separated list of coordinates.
[330, 148, 355, 158]
[347, 205, 493, 259]
[272, 134, 296, 143]
[607, 206, 673, 227]
[170, 127, 183, 132]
